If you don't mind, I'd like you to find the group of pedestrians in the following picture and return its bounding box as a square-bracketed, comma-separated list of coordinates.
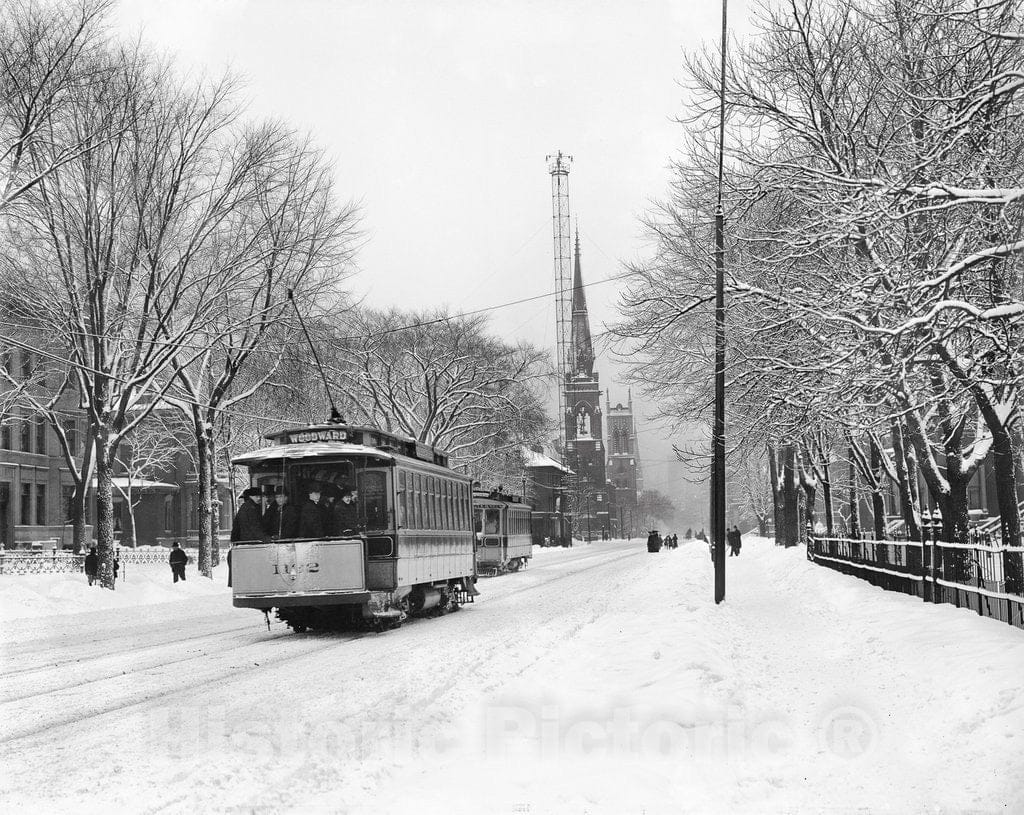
[707, 525, 744, 560]
[646, 530, 680, 552]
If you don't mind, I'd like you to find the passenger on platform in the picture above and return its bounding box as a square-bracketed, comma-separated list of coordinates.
[263, 487, 299, 540]
[84, 546, 98, 586]
[232, 487, 268, 544]
[299, 483, 326, 538]
[320, 484, 340, 536]
[332, 487, 360, 535]
[169, 541, 188, 583]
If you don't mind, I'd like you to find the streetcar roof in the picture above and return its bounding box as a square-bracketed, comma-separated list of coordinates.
[232, 443, 395, 466]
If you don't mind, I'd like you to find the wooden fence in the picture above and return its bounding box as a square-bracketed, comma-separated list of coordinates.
[808, 536, 1024, 629]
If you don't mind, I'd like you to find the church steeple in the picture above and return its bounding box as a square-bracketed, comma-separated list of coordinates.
[570, 228, 595, 376]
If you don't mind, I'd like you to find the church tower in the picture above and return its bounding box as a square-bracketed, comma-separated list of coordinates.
[563, 231, 609, 537]
[606, 389, 642, 537]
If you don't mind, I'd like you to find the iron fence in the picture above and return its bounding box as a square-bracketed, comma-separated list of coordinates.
[808, 535, 1024, 629]
[0, 551, 85, 575]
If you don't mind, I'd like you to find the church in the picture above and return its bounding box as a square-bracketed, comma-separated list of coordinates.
[562, 233, 641, 539]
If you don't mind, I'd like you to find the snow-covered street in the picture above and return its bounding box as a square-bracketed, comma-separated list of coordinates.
[2, 537, 1023, 814]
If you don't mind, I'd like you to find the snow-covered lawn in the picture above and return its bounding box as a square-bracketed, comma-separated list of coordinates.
[1, 535, 1021, 814]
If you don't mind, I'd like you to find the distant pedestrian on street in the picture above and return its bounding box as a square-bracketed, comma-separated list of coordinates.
[169, 541, 188, 583]
[84, 546, 98, 586]
[728, 526, 742, 557]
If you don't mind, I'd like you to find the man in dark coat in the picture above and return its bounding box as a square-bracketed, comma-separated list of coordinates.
[647, 530, 662, 553]
[263, 487, 299, 540]
[84, 546, 99, 586]
[728, 526, 742, 556]
[232, 487, 268, 544]
[332, 487, 360, 535]
[169, 541, 188, 582]
[299, 483, 325, 538]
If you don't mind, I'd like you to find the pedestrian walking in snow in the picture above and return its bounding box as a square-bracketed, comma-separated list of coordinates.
[84, 546, 98, 586]
[728, 526, 742, 557]
[169, 541, 188, 583]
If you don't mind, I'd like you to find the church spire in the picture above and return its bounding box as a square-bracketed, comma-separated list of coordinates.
[570, 226, 595, 376]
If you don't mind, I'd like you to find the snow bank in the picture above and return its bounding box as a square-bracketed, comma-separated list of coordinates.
[0, 562, 229, 622]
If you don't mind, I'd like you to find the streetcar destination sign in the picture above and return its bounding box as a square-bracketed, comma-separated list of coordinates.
[285, 428, 352, 444]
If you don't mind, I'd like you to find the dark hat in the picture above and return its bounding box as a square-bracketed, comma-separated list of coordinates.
[306, 481, 323, 493]
[339, 487, 353, 499]
[321, 483, 341, 498]
[242, 487, 262, 498]
[273, 486, 289, 496]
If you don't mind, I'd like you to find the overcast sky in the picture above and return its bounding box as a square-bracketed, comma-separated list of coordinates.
[114, 0, 752, 525]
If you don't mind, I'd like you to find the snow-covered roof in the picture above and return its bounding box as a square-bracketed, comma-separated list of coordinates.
[232, 443, 395, 466]
[522, 447, 572, 473]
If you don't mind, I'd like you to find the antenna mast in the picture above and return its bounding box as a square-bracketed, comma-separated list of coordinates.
[547, 151, 573, 460]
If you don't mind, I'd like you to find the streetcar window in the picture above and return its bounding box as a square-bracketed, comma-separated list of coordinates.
[413, 473, 422, 529]
[358, 470, 388, 530]
[397, 470, 407, 528]
[484, 508, 500, 535]
[443, 481, 452, 530]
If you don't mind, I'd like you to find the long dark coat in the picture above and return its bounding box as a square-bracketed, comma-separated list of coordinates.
[169, 548, 188, 567]
[84, 553, 98, 575]
[299, 499, 325, 538]
[263, 503, 299, 539]
[332, 499, 359, 534]
[233, 499, 267, 543]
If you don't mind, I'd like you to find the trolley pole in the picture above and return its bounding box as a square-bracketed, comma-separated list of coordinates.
[712, 0, 728, 605]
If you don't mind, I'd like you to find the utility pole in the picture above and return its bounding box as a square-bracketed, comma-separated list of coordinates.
[713, 0, 728, 604]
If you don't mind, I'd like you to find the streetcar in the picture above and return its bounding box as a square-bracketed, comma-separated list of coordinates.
[473, 488, 533, 576]
[230, 421, 478, 632]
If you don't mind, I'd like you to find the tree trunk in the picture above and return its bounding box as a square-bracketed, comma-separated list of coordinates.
[210, 430, 221, 568]
[848, 449, 860, 538]
[195, 421, 214, 579]
[869, 438, 887, 540]
[781, 444, 799, 547]
[768, 442, 783, 543]
[891, 419, 920, 541]
[757, 514, 768, 536]
[989, 424, 1022, 547]
[94, 439, 117, 590]
[71, 482, 89, 554]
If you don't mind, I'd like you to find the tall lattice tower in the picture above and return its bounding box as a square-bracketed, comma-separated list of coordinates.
[547, 151, 573, 457]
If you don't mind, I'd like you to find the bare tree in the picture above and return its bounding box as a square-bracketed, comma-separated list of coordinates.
[327, 308, 551, 479]
[0, 0, 113, 211]
[1, 46, 297, 587]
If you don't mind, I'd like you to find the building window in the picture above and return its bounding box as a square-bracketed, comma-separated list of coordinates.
[20, 483, 31, 525]
[62, 485, 75, 523]
[164, 496, 174, 533]
[20, 351, 32, 379]
[35, 418, 46, 456]
[0, 415, 9, 450]
[20, 419, 31, 452]
[36, 484, 46, 526]
[63, 419, 78, 456]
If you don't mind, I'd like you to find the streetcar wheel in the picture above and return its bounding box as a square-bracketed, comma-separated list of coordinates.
[291, 623, 308, 633]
